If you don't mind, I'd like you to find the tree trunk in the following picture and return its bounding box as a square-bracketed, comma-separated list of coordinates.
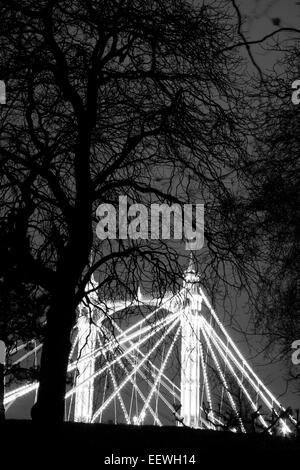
[31, 291, 76, 423]
[31, 210, 92, 422]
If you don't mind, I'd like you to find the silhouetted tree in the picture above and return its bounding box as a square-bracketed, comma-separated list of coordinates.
[0, 0, 259, 422]
[239, 41, 300, 376]
[0, 217, 47, 385]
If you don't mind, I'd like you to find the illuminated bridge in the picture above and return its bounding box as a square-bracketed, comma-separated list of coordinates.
[3, 259, 295, 433]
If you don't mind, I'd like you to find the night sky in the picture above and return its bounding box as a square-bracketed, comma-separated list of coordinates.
[3, 0, 300, 422]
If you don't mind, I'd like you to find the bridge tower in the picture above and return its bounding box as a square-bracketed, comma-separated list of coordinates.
[74, 275, 98, 422]
[180, 256, 203, 428]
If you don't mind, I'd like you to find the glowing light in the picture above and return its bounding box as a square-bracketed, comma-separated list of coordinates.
[91, 317, 180, 422]
[138, 325, 181, 425]
[67, 312, 180, 401]
[201, 317, 268, 430]
[4, 382, 39, 405]
[200, 287, 296, 425]
[280, 420, 292, 437]
[106, 355, 130, 425]
[98, 322, 165, 426]
[68, 310, 180, 374]
[199, 319, 246, 433]
[6, 264, 295, 433]
[110, 318, 181, 396]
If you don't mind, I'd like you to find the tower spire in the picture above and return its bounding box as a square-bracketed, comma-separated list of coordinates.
[181, 252, 202, 428]
[184, 252, 200, 284]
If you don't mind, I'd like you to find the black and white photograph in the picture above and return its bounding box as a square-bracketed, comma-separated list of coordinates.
[1, 0, 300, 467]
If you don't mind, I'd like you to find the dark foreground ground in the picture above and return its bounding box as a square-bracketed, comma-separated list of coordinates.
[0, 420, 299, 468]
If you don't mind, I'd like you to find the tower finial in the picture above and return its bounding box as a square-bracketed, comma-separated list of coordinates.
[184, 252, 200, 284]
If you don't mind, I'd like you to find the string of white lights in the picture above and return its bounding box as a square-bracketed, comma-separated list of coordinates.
[68, 308, 179, 373]
[6, 332, 79, 407]
[108, 352, 163, 426]
[92, 315, 181, 424]
[96, 328, 141, 425]
[98, 325, 164, 426]
[201, 315, 283, 419]
[69, 332, 79, 361]
[199, 318, 246, 433]
[128, 325, 140, 422]
[107, 364, 131, 425]
[126, 350, 181, 418]
[101, 290, 182, 344]
[198, 328, 215, 425]
[91, 316, 180, 423]
[109, 317, 181, 398]
[97, 347, 177, 426]
[106, 323, 180, 423]
[10, 340, 35, 355]
[204, 320, 293, 433]
[11, 343, 42, 366]
[66, 311, 180, 400]
[99, 371, 108, 423]
[138, 324, 181, 425]
[4, 382, 38, 405]
[201, 318, 269, 430]
[219, 337, 229, 419]
[200, 287, 290, 416]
